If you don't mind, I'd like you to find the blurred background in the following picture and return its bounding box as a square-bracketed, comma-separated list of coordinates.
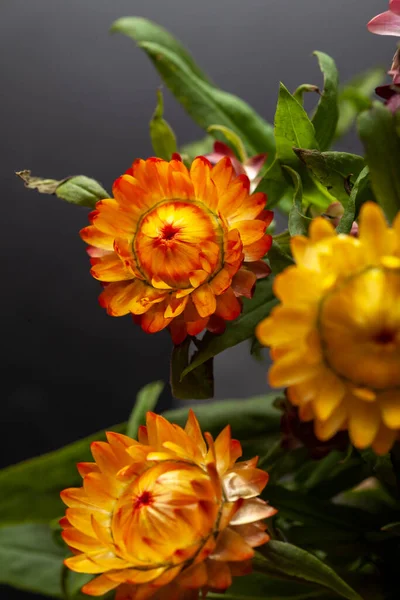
[0, 1, 396, 596]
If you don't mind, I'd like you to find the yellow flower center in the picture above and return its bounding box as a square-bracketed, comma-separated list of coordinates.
[111, 461, 219, 568]
[319, 267, 400, 390]
[133, 200, 224, 289]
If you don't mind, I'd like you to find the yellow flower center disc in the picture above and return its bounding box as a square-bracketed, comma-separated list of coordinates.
[133, 200, 223, 288]
[319, 267, 400, 390]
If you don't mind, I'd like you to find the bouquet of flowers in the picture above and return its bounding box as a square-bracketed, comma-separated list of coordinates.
[4, 2, 400, 599]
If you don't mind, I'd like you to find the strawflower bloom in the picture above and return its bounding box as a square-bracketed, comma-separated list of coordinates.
[368, 0, 400, 36]
[81, 156, 272, 343]
[256, 202, 400, 455]
[60, 410, 276, 600]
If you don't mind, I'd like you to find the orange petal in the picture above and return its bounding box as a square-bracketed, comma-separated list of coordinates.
[140, 302, 172, 333]
[77, 462, 99, 478]
[209, 268, 232, 295]
[206, 559, 232, 591]
[215, 288, 242, 320]
[168, 316, 188, 345]
[232, 522, 270, 548]
[243, 234, 272, 261]
[80, 226, 114, 251]
[82, 574, 120, 597]
[211, 527, 254, 561]
[185, 410, 207, 457]
[192, 284, 217, 318]
[99, 281, 167, 317]
[227, 191, 267, 223]
[190, 157, 218, 211]
[229, 497, 277, 526]
[211, 156, 235, 195]
[223, 468, 269, 501]
[244, 259, 271, 279]
[177, 561, 208, 589]
[234, 219, 266, 246]
[231, 268, 257, 298]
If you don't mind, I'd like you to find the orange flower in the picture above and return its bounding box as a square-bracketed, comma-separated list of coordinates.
[80, 156, 272, 343]
[61, 411, 276, 600]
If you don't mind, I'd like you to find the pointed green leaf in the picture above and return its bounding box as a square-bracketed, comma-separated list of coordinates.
[180, 277, 277, 379]
[358, 103, 400, 222]
[126, 381, 164, 437]
[312, 52, 339, 151]
[285, 166, 311, 236]
[294, 149, 365, 205]
[257, 84, 333, 212]
[111, 17, 275, 158]
[149, 89, 177, 160]
[275, 83, 319, 163]
[257, 542, 362, 600]
[336, 167, 370, 234]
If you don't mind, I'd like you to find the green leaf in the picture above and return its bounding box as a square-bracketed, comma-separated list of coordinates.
[257, 83, 333, 212]
[257, 542, 362, 600]
[0, 393, 280, 525]
[294, 149, 365, 206]
[336, 167, 370, 234]
[149, 89, 178, 160]
[111, 17, 211, 83]
[180, 135, 214, 163]
[358, 103, 400, 222]
[180, 277, 277, 379]
[171, 338, 214, 400]
[293, 84, 320, 105]
[312, 52, 339, 151]
[255, 159, 293, 210]
[275, 83, 319, 163]
[207, 124, 247, 162]
[265, 485, 379, 532]
[267, 239, 294, 275]
[0, 523, 65, 598]
[335, 67, 386, 139]
[16, 172, 109, 208]
[111, 17, 275, 158]
[285, 166, 310, 236]
[212, 570, 335, 600]
[126, 381, 164, 437]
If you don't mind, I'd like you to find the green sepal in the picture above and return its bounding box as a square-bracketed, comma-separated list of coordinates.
[149, 89, 178, 160]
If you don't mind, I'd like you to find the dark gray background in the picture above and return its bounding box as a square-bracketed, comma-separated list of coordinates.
[0, 1, 395, 596]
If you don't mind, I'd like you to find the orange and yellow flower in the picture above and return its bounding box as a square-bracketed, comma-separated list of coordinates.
[257, 202, 400, 455]
[61, 410, 276, 600]
[80, 156, 272, 343]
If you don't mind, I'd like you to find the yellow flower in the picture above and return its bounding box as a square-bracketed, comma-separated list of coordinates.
[81, 156, 272, 343]
[61, 411, 276, 600]
[257, 202, 400, 455]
